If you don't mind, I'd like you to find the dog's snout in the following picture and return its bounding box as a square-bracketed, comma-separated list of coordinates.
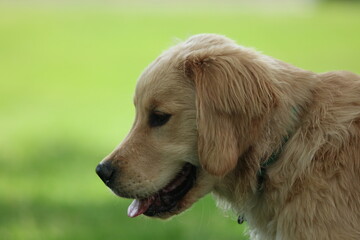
[96, 162, 115, 186]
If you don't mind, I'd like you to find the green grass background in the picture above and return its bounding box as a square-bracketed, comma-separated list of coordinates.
[0, 2, 359, 240]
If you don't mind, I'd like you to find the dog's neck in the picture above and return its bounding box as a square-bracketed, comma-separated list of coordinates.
[256, 132, 291, 192]
[213, 65, 319, 225]
[256, 106, 299, 191]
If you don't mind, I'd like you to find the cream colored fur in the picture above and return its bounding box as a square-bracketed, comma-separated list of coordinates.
[102, 34, 360, 240]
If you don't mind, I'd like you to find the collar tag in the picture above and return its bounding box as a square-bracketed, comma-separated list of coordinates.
[237, 215, 246, 224]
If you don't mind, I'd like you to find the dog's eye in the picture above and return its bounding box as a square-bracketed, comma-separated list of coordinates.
[149, 111, 171, 127]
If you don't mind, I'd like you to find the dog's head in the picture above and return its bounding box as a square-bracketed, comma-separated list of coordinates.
[96, 34, 278, 218]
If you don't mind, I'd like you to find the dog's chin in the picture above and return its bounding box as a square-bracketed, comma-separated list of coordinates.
[126, 163, 199, 219]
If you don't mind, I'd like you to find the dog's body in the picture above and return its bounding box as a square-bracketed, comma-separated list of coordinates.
[96, 34, 360, 239]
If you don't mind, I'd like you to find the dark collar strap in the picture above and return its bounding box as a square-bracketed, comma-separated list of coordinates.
[237, 135, 290, 225]
[257, 106, 299, 192]
[237, 107, 298, 224]
[257, 134, 290, 192]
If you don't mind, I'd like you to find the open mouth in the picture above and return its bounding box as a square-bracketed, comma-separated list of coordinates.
[127, 163, 197, 218]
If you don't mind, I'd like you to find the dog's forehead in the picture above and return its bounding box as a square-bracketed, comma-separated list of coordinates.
[134, 56, 192, 111]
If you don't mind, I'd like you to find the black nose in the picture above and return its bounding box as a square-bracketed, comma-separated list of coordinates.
[96, 162, 115, 186]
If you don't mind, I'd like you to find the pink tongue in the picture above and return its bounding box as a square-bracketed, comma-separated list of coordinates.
[127, 198, 153, 218]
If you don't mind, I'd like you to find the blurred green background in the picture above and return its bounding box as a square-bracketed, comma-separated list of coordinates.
[0, 1, 359, 239]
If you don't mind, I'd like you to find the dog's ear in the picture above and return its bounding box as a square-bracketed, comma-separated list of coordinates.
[184, 46, 278, 176]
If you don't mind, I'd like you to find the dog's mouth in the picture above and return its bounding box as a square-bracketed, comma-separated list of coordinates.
[127, 163, 197, 218]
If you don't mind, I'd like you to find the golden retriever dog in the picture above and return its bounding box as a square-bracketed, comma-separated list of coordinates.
[96, 34, 360, 239]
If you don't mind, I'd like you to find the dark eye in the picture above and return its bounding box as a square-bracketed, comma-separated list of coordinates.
[149, 111, 171, 127]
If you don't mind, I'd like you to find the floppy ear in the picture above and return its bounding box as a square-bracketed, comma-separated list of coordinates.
[184, 46, 278, 176]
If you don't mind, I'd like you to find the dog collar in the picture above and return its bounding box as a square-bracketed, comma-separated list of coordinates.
[237, 135, 290, 225]
[256, 134, 290, 192]
[257, 106, 299, 192]
[238, 107, 298, 225]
